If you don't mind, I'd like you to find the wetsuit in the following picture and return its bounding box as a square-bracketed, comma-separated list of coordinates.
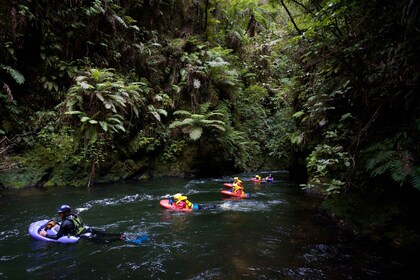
[44, 214, 122, 243]
[45, 213, 85, 240]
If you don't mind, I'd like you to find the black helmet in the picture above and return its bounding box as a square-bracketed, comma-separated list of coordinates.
[57, 204, 71, 213]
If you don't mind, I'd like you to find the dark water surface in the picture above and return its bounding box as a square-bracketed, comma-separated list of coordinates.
[0, 172, 414, 279]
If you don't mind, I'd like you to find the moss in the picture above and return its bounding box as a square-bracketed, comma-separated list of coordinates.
[0, 168, 48, 189]
[97, 159, 151, 183]
[44, 165, 89, 187]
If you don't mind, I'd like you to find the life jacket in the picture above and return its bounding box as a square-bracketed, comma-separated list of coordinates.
[65, 213, 85, 236]
[176, 196, 193, 209]
[232, 183, 244, 194]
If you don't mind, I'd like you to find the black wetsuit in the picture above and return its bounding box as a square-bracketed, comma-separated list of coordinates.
[44, 214, 122, 243]
[44, 214, 83, 240]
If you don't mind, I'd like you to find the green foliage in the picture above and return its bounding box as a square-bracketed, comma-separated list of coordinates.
[365, 142, 420, 190]
[208, 0, 279, 45]
[304, 143, 350, 195]
[161, 140, 187, 163]
[58, 68, 167, 186]
[0, 65, 25, 134]
[280, 0, 419, 196]
[266, 107, 295, 161]
[215, 125, 261, 171]
[126, 132, 161, 155]
[61, 68, 148, 143]
[177, 45, 240, 109]
[169, 103, 226, 141]
[0, 65, 25, 85]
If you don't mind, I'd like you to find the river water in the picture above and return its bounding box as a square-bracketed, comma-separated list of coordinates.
[0, 172, 415, 279]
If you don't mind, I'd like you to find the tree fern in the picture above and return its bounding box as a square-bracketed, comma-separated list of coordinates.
[366, 146, 418, 188]
[410, 167, 420, 190]
[169, 106, 226, 141]
[0, 65, 25, 85]
[366, 150, 398, 176]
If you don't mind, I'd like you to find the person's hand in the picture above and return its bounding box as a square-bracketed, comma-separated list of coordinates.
[39, 230, 47, 237]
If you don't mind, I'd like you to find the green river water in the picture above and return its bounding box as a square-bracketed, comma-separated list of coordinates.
[0, 172, 415, 279]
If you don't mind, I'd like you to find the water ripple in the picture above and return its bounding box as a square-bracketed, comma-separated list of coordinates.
[0, 255, 18, 261]
[0, 229, 19, 241]
[76, 194, 157, 212]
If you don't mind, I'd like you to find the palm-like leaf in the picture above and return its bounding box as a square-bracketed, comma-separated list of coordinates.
[189, 127, 203, 141]
[169, 106, 226, 141]
[0, 65, 25, 85]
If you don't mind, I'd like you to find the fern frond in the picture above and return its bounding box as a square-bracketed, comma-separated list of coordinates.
[389, 162, 406, 184]
[366, 150, 397, 171]
[173, 110, 192, 117]
[409, 167, 420, 190]
[0, 65, 25, 84]
[156, 108, 168, 117]
[169, 118, 194, 129]
[191, 114, 205, 120]
[189, 127, 203, 141]
[209, 124, 226, 132]
[207, 112, 225, 119]
[150, 111, 161, 122]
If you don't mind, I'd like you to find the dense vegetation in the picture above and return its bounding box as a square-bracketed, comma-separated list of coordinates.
[1, 0, 419, 244]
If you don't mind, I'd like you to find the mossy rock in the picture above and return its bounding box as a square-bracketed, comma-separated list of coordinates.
[44, 165, 89, 187]
[0, 168, 48, 189]
[97, 159, 150, 183]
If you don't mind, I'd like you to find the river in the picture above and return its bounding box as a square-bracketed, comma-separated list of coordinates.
[0, 172, 415, 279]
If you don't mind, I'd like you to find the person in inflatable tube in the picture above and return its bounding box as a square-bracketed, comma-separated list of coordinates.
[40, 204, 125, 243]
[169, 193, 199, 210]
[231, 180, 245, 195]
[40, 204, 86, 240]
[232, 177, 241, 185]
[265, 174, 273, 181]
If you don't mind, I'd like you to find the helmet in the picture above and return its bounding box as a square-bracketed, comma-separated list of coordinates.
[178, 195, 188, 201]
[57, 204, 71, 213]
[173, 193, 182, 200]
[234, 177, 239, 180]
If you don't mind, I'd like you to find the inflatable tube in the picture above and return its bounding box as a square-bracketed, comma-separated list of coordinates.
[159, 199, 198, 212]
[250, 178, 263, 183]
[220, 190, 249, 198]
[28, 219, 80, 243]
[223, 183, 233, 188]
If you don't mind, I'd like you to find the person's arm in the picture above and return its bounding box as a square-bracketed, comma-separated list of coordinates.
[40, 220, 72, 240]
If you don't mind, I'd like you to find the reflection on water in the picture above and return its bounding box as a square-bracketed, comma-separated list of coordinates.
[0, 172, 415, 279]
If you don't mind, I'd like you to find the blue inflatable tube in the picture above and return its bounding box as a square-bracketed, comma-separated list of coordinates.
[29, 219, 81, 243]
